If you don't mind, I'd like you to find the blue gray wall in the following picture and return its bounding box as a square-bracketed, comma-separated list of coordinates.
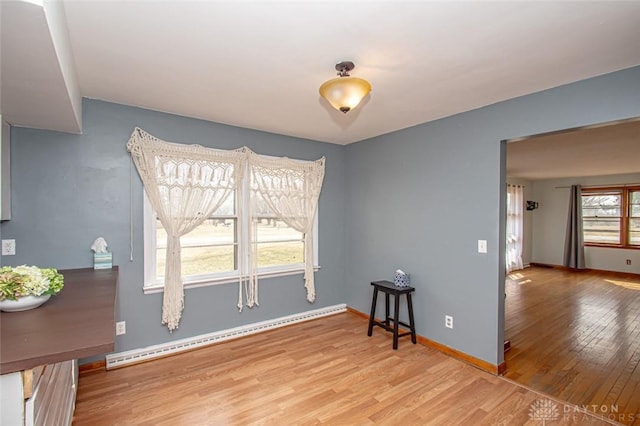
[345, 66, 640, 365]
[0, 99, 347, 354]
[2, 66, 639, 368]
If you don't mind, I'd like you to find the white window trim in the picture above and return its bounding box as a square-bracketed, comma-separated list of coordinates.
[142, 181, 320, 295]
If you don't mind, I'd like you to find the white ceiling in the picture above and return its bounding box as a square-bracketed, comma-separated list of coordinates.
[1, 1, 640, 145]
[507, 119, 640, 181]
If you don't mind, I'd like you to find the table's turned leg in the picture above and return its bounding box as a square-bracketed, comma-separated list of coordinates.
[393, 293, 400, 350]
[384, 292, 390, 328]
[367, 287, 378, 337]
[407, 292, 417, 344]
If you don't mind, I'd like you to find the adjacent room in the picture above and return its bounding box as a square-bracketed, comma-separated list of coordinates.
[1, 1, 639, 425]
[505, 120, 640, 419]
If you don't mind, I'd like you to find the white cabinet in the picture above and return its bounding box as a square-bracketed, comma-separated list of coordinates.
[0, 360, 78, 426]
[0, 371, 24, 424]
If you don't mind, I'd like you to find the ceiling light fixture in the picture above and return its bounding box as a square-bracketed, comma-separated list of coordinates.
[319, 61, 371, 114]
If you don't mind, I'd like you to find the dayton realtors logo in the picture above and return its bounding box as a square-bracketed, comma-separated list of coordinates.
[529, 398, 637, 423]
[529, 399, 560, 424]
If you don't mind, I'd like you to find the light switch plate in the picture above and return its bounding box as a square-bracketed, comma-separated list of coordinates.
[478, 240, 487, 254]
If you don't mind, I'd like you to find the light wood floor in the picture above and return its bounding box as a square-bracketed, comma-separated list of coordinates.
[505, 266, 640, 425]
[75, 312, 613, 425]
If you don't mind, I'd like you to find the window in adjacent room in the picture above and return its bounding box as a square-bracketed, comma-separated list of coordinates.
[581, 187, 640, 248]
[630, 189, 640, 245]
[506, 184, 524, 273]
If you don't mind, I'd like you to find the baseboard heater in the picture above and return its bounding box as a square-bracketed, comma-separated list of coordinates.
[106, 303, 347, 369]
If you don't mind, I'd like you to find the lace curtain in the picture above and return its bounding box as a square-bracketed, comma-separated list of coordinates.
[506, 184, 524, 273]
[127, 128, 326, 331]
[127, 128, 246, 331]
[249, 152, 325, 305]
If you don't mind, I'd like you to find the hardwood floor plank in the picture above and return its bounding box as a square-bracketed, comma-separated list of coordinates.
[75, 311, 618, 425]
[505, 266, 640, 425]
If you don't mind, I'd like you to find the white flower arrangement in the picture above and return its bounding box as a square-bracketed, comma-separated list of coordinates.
[0, 265, 64, 301]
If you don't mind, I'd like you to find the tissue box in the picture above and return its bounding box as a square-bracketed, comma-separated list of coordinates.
[94, 252, 112, 269]
[394, 271, 410, 287]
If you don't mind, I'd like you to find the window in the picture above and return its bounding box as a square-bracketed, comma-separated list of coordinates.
[581, 187, 640, 248]
[153, 194, 237, 281]
[631, 190, 640, 245]
[129, 129, 324, 329]
[253, 192, 305, 270]
[143, 169, 318, 293]
[506, 184, 524, 273]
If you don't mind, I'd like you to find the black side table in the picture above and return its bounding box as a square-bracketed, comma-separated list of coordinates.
[367, 280, 417, 350]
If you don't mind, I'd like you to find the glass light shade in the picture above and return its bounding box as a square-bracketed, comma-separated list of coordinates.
[319, 77, 371, 113]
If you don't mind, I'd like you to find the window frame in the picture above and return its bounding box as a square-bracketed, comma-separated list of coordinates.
[142, 173, 320, 294]
[630, 190, 640, 246]
[581, 186, 640, 250]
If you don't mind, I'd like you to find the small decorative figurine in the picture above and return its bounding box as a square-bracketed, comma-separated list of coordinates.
[394, 269, 410, 287]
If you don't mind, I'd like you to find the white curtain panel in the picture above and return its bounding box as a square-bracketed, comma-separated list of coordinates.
[127, 128, 246, 331]
[249, 151, 325, 305]
[128, 128, 326, 331]
[506, 184, 524, 273]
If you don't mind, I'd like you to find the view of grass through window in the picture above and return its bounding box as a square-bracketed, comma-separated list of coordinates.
[156, 218, 304, 279]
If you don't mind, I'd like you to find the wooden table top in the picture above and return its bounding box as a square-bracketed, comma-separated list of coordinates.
[0, 267, 118, 374]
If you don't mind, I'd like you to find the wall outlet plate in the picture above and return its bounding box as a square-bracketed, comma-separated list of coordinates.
[2, 239, 15, 256]
[116, 321, 126, 336]
[445, 315, 453, 329]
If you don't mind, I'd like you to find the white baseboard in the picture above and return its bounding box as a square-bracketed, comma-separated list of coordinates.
[106, 303, 347, 370]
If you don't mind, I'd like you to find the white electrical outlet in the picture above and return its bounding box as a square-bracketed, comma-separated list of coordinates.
[445, 315, 453, 329]
[2, 239, 16, 256]
[478, 240, 487, 254]
[116, 321, 126, 336]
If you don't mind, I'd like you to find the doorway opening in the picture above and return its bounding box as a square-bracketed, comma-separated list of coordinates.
[502, 118, 640, 419]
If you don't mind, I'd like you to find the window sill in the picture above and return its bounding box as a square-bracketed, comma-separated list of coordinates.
[584, 243, 640, 250]
[142, 266, 321, 294]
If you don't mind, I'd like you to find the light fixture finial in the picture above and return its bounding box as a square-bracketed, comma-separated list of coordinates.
[335, 61, 355, 77]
